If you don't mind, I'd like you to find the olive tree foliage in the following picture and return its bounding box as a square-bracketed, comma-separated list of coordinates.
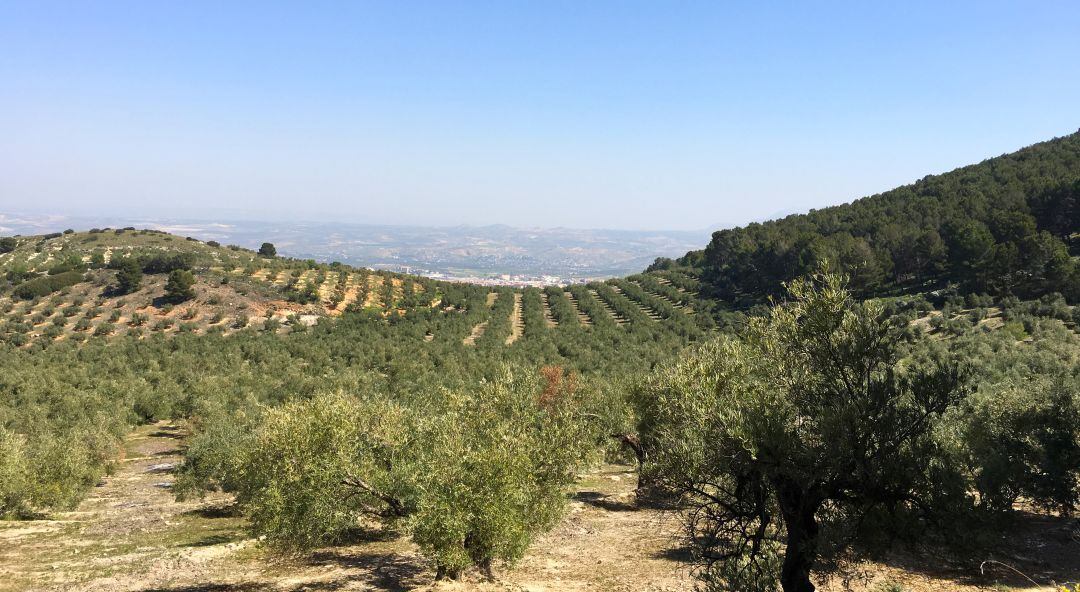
[177, 367, 595, 579]
[933, 319, 1080, 516]
[0, 424, 120, 516]
[957, 373, 1080, 514]
[635, 269, 967, 592]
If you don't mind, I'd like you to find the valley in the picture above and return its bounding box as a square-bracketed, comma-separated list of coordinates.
[2, 132, 1080, 592]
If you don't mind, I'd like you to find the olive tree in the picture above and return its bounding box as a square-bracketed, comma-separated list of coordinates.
[636, 269, 967, 592]
[182, 367, 594, 579]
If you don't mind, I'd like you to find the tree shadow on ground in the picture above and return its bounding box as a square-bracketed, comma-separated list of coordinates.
[180, 533, 246, 548]
[573, 490, 638, 512]
[833, 510, 1080, 590]
[149, 424, 185, 439]
[182, 502, 242, 519]
[303, 549, 430, 591]
[652, 544, 693, 563]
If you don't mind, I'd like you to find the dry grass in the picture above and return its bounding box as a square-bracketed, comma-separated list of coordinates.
[1, 428, 1076, 591]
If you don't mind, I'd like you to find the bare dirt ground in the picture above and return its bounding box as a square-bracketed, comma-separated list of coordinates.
[462, 321, 488, 346]
[540, 293, 557, 327]
[505, 294, 524, 345]
[1, 426, 1076, 592]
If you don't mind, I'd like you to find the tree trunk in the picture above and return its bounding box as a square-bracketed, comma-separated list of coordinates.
[774, 479, 821, 592]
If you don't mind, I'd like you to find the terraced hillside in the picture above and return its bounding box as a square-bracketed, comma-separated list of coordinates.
[0, 228, 719, 349]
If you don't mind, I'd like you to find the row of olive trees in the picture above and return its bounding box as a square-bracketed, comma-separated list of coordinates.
[632, 268, 1080, 592]
[176, 367, 598, 579]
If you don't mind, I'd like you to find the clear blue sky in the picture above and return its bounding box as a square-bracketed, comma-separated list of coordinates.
[2, 1, 1078, 231]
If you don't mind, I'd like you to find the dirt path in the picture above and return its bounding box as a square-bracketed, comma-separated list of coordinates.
[505, 293, 524, 345]
[2, 427, 1070, 592]
[540, 293, 557, 327]
[462, 321, 488, 345]
[0, 427, 692, 592]
[0, 422, 248, 591]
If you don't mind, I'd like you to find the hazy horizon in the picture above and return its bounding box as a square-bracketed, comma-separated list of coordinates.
[3, 2, 1079, 230]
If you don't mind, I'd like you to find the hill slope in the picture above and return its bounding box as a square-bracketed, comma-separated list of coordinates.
[664, 130, 1080, 305]
[0, 228, 716, 348]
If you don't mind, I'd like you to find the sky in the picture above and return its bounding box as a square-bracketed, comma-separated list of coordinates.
[1, 1, 1079, 231]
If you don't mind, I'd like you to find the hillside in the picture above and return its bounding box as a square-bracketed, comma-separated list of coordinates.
[3, 134, 1080, 592]
[0, 227, 716, 349]
[662, 130, 1080, 306]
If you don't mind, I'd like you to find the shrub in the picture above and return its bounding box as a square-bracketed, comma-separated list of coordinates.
[138, 253, 194, 274]
[954, 372, 1080, 513]
[12, 271, 84, 300]
[6, 333, 29, 347]
[114, 258, 143, 294]
[287, 281, 320, 304]
[165, 270, 196, 303]
[184, 369, 593, 579]
[0, 428, 31, 515]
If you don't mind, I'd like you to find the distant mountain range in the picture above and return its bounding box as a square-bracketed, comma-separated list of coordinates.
[0, 214, 709, 282]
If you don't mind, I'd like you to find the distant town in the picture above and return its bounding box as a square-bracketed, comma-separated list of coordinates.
[0, 213, 707, 283]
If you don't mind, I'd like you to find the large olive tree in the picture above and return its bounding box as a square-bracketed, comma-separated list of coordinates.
[637, 269, 967, 592]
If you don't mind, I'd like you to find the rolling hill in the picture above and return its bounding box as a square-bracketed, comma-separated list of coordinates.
[0, 227, 716, 349]
[2, 131, 1080, 592]
[661, 130, 1080, 306]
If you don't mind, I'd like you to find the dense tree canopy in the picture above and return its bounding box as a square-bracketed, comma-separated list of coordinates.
[165, 269, 196, 303]
[673, 131, 1080, 305]
[114, 258, 143, 295]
